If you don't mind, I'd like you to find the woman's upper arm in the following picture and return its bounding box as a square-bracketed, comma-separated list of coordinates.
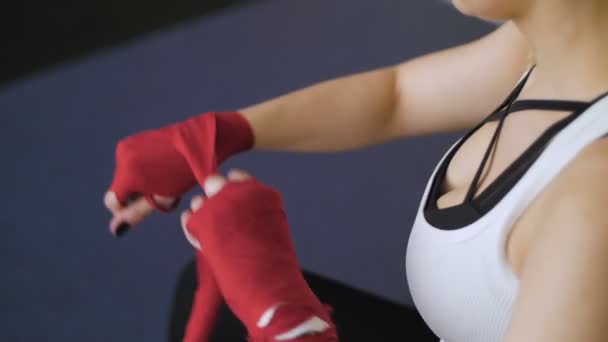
[502, 140, 608, 342]
[391, 21, 531, 138]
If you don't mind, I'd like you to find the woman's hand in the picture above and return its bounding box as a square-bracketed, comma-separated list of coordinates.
[180, 169, 337, 341]
[103, 111, 254, 236]
[104, 127, 195, 236]
[180, 169, 251, 250]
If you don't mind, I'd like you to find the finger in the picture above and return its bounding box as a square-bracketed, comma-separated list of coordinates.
[104, 191, 123, 214]
[181, 210, 201, 250]
[180, 210, 191, 229]
[152, 195, 178, 210]
[190, 196, 204, 211]
[109, 197, 154, 234]
[227, 169, 251, 182]
[203, 175, 227, 197]
[115, 223, 131, 237]
[110, 215, 130, 236]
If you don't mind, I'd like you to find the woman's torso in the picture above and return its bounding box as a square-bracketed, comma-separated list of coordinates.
[429, 62, 608, 277]
[405, 65, 608, 342]
[437, 106, 571, 277]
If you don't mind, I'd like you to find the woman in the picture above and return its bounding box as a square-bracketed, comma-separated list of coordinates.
[104, 0, 608, 341]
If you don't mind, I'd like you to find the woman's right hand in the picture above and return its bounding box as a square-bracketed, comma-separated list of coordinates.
[103, 111, 255, 236]
[104, 127, 196, 236]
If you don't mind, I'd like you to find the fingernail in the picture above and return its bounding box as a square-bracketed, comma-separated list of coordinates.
[191, 196, 203, 210]
[181, 211, 191, 223]
[228, 169, 249, 181]
[115, 223, 131, 237]
[204, 176, 225, 196]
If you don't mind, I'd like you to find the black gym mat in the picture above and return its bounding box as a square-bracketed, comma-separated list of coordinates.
[168, 259, 438, 341]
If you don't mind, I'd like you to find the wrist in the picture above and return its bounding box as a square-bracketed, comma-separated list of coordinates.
[169, 111, 255, 184]
[213, 111, 255, 163]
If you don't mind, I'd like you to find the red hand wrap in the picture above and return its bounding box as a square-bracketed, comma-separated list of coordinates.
[170, 112, 254, 186]
[182, 252, 223, 342]
[110, 127, 195, 209]
[185, 180, 338, 341]
[110, 111, 254, 207]
[109, 111, 254, 341]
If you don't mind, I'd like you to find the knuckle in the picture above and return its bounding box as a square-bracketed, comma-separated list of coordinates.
[115, 137, 133, 156]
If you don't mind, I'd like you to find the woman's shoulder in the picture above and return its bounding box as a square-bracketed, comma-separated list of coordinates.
[392, 21, 533, 137]
[531, 134, 608, 242]
[502, 135, 608, 341]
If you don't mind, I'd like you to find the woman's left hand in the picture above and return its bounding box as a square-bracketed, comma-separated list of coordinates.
[180, 168, 253, 250]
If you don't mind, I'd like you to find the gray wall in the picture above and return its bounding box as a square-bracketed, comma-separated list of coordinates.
[0, 0, 492, 340]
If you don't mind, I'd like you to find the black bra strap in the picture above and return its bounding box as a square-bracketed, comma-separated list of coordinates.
[463, 108, 509, 202]
[486, 99, 590, 121]
[488, 65, 536, 116]
[508, 99, 589, 114]
[463, 65, 536, 203]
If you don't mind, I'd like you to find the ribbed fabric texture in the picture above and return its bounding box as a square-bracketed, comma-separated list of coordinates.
[406, 95, 608, 342]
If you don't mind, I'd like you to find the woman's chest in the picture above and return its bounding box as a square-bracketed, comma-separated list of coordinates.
[436, 110, 570, 277]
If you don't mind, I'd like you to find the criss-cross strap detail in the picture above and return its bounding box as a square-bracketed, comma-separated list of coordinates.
[508, 99, 590, 113]
[423, 65, 608, 230]
[462, 66, 535, 203]
[463, 67, 594, 204]
[486, 99, 590, 122]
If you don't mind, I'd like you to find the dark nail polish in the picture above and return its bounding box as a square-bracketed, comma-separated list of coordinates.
[115, 223, 131, 237]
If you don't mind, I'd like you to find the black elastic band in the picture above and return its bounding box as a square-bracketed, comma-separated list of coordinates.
[463, 107, 508, 202]
[507, 99, 589, 113]
[488, 65, 537, 116]
[462, 66, 536, 203]
[423, 71, 608, 230]
[486, 99, 589, 122]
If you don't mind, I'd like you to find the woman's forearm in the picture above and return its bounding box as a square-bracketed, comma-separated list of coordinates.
[239, 66, 401, 152]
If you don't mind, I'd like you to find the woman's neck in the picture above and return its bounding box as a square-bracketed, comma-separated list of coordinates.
[513, 0, 608, 101]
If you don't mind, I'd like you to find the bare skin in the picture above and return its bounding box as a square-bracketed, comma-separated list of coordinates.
[105, 21, 530, 231]
[104, 1, 608, 340]
[179, 169, 252, 251]
[434, 1, 608, 340]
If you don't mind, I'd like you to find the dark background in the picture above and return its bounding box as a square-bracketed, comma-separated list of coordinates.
[1, 0, 493, 340]
[1, 0, 250, 84]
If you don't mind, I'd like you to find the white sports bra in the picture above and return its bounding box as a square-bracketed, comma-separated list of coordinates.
[405, 67, 608, 342]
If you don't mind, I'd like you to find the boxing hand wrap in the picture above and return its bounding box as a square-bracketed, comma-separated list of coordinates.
[110, 127, 195, 210]
[185, 180, 338, 341]
[171, 112, 253, 342]
[109, 111, 253, 341]
[170, 111, 255, 186]
[110, 111, 254, 209]
[182, 252, 223, 342]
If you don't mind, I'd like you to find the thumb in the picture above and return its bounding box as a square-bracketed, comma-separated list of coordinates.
[203, 175, 227, 197]
[181, 210, 202, 251]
